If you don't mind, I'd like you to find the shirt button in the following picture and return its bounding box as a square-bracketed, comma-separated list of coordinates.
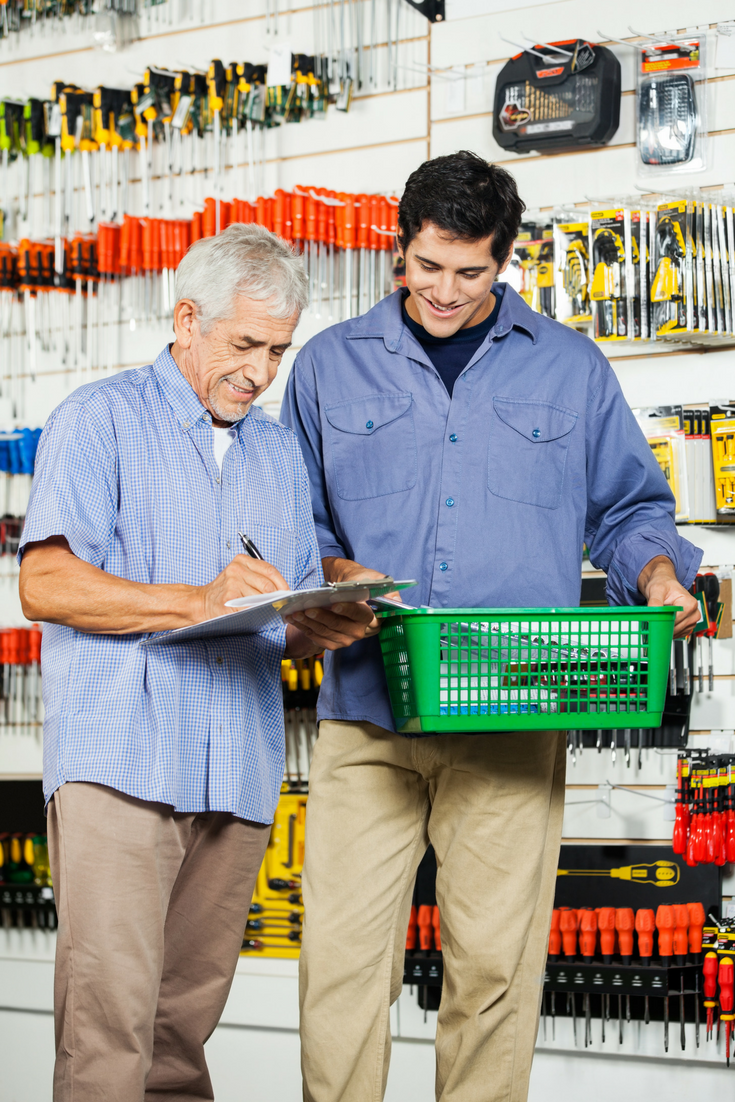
[215, 475, 221, 483]
[226, 540, 231, 549]
[449, 434, 458, 443]
[445, 497, 454, 507]
[183, 421, 190, 429]
[532, 428, 541, 439]
[366, 420, 374, 429]
[496, 325, 504, 334]
[439, 561, 448, 572]
[216, 656, 223, 665]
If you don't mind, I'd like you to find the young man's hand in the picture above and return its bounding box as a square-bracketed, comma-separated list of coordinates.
[285, 601, 376, 656]
[637, 556, 700, 638]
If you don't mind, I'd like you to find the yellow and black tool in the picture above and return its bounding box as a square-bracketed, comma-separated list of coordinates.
[557, 860, 681, 886]
[590, 225, 625, 338]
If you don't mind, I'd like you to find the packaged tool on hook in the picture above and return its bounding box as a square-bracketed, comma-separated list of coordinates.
[513, 223, 555, 316]
[553, 219, 591, 326]
[650, 200, 693, 338]
[589, 208, 629, 341]
[634, 406, 690, 522]
[637, 37, 707, 176]
[710, 403, 735, 521]
[493, 39, 620, 154]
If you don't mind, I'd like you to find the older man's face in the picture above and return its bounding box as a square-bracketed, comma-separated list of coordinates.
[181, 295, 300, 424]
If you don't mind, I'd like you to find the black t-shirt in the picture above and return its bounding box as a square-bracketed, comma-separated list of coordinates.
[401, 287, 503, 398]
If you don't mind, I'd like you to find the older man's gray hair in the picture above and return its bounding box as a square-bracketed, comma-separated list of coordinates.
[175, 222, 309, 333]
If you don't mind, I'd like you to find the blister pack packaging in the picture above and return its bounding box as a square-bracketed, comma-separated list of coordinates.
[553, 220, 591, 326]
[633, 405, 690, 522]
[637, 37, 707, 178]
[650, 200, 692, 338]
[513, 223, 555, 316]
[589, 208, 629, 341]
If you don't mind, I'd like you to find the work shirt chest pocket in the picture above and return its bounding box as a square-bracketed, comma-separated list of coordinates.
[488, 396, 578, 509]
[325, 393, 417, 501]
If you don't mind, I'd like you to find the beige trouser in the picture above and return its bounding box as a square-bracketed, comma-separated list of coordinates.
[47, 781, 269, 1102]
[299, 720, 566, 1102]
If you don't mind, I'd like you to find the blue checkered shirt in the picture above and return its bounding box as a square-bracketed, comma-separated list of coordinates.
[20, 346, 322, 823]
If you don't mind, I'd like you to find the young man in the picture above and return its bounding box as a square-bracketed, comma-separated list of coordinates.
[19, 224, 372, 1102]
[281, 152, 700, 1102]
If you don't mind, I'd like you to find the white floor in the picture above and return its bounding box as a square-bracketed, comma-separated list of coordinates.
[2, 938, 734, 1102]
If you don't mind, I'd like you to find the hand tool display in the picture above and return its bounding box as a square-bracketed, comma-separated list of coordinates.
[637, 37, 706, 176]
[492, 39, 621, 155]
[0, 830, 55, 930]
[403, 842, 728, 1057]
[241, 793, 306, 959]
[0, 625, 43, 731]
[1, 176, 399, 385]
[673, 750, 735, 868]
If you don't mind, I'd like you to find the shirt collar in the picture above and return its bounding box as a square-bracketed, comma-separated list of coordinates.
[345, 283, 539, 349]
[151, 344, 250, 434]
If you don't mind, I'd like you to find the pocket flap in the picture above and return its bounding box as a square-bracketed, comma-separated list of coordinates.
[493, 396, 577, 443]
[325, 393, 413, 436]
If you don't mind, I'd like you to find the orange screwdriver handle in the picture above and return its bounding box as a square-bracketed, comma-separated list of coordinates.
[673, 903, 690, 962]
[405, 904, 417, 951]
[579, 908, 598, 961]
[615, 907, 635, 962]
[598, 907, 616, 962]
[417, 904, 433, 951]
[635, 908, 655, 961]
[687, 901, 705, 955]
[559, 906, 578, 958]
[548, 908, 561, 959]
[656, 904, 675, 960]
[432, 906, 442, 952]
[292, 192, 304, 243]
[28, 625, 42, 665]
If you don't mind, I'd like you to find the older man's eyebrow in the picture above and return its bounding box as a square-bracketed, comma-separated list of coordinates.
[232, 335, 292, 354]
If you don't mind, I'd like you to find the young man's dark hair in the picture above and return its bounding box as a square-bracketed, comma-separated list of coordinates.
[397, 150, 526, 265]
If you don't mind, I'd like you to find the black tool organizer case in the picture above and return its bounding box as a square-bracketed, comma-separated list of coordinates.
[493, 39, 621, 155]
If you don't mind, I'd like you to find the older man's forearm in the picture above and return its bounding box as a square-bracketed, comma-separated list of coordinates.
[20, 538, 200, 634]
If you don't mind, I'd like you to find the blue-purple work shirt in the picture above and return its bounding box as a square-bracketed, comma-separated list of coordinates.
[20, 346, 322, 822]
[280, 284, 702, 734]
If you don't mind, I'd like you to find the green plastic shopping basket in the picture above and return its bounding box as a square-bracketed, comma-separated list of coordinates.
[377, 606, 679, 734]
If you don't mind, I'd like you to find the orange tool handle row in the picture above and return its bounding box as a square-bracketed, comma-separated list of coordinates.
[1, 189, 400, 288]
[406, 904, 441, 952]
[549, 901, 706, 961]
[0, 626, 42, 666]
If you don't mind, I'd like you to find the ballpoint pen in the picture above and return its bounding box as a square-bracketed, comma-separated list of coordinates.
[238, 532, 264, 560]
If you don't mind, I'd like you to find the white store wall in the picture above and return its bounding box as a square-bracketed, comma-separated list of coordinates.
[2, 1, 735, 1099]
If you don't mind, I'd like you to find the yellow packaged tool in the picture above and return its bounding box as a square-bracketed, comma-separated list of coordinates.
[589, 208, 628, 340]
[651, 200, 692, 337]
[554, 221, 591, 326]
[634, 406, 690, 521]
[710, 405, 735, 521]
[513, 223, 555, 317]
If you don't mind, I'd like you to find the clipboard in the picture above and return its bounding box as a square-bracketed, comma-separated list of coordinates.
[141, 578, 417, 646]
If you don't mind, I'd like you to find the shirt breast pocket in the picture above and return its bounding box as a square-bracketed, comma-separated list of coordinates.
[488, 396, 578, 509]
[245, 523, 297, 585]
[325, 393, 417, 501]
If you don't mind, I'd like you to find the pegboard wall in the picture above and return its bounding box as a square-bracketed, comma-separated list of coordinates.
[2, 1, 735, 1093]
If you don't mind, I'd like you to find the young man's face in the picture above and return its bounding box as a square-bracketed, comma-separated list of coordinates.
[400, 221, 510, 337]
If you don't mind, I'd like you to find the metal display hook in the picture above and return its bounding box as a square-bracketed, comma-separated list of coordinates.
[498, 33, 572, 65]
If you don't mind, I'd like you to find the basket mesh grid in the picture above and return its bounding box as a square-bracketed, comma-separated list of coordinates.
[436, 618, 649, 716]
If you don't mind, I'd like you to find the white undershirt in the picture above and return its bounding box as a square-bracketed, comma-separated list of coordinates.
[212, 425, 237, 473]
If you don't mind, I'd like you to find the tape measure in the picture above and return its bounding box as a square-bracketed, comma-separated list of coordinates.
[493, 39, 621, 155]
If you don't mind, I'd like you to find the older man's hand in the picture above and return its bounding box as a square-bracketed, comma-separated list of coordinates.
[637, 555, 700, 639]
[197, 555, 290, 622]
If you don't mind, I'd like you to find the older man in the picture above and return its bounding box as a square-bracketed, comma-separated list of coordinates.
[18, 224, 371, 1102]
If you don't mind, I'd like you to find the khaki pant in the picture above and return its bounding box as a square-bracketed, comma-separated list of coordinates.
[48, 781, 269, 1102]
[299, 721, 566, 1102]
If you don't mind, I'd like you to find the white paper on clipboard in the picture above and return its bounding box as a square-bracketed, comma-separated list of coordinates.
[141, 578, 417, 646]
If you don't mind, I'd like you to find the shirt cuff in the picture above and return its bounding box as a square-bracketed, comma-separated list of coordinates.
[605, 530, 703, 606]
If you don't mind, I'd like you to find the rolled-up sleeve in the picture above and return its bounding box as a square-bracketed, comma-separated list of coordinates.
[583, 358, 702, 604]
[281, 353, 346, 560]
[19, 398, 117, 567]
